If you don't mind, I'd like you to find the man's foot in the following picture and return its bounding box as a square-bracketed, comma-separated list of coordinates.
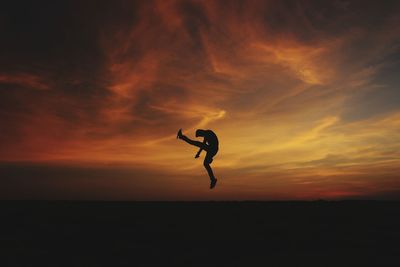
[210, 179, 217, 189]
[177, 128, 183, 139]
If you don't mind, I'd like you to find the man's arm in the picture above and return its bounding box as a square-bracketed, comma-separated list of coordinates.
[194, 148, 202, 158]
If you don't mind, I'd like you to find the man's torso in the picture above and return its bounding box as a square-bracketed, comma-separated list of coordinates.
[205, 130, 219, 149]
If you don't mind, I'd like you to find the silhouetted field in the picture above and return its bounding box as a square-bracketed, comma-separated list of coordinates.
[1, 201, 399, 266]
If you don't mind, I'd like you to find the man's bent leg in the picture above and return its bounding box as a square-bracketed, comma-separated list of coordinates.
[204, 162, 217, 189]
[203, 161, 216, 181]
[180, 135, 207, 150]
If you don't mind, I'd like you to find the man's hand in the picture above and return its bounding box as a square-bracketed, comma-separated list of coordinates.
[195, 147, 203, 159]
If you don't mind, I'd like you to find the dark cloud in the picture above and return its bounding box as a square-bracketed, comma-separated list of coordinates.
[0, 163, 193, 200]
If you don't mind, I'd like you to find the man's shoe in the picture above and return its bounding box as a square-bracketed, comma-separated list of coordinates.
[210, 179, 217, 189]
[177, 128, 183, 139]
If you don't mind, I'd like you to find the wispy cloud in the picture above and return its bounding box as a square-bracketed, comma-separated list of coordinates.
[0, 73, 50, 90]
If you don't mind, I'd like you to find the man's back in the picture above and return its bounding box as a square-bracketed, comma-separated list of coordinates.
[205, 130, 219, 148]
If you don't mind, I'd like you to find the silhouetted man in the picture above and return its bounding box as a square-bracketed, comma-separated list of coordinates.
[177, 129, 219, 189]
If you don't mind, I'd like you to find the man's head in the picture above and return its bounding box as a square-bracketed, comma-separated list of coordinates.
[195, 129, 206, 137]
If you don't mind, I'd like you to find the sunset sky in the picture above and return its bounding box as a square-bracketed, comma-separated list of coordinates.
[1, 0, 400, 200]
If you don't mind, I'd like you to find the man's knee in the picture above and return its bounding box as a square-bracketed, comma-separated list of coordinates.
[204, 159, 213, 167]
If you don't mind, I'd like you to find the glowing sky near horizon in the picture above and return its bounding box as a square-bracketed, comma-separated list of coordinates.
[1, 0, 400, 200]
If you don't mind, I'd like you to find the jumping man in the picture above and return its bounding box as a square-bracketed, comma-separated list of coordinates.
[177, 128, 219, 189]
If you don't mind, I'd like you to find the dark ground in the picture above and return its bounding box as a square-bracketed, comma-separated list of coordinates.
[1, 201, 400, 267]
